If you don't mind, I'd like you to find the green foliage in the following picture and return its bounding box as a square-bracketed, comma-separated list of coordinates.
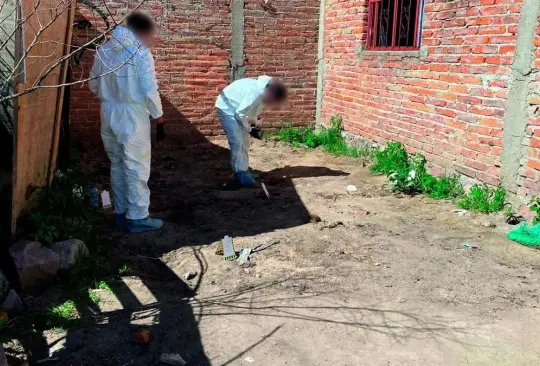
[371, 141, 463, 199]
[422, 174, 464, 200]
[119, 264, 131, 276]
[457, 185, 506, 213]
[96, 281, 112, 292]
[276, 115, 372, 158]
[88, 290, 100, 305]
[40, 300, 80, 330]
[370, 141, 409, 176]
[18, 162, 100, 246]
[529, 196, 540, 225]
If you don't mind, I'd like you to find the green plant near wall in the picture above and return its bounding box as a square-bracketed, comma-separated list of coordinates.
[276, 115, 373, 158]
[17, 154, 100, 246]
[275, 116, 505, 211]
[457, 185, 506, 213]
[529, 196, 540, 225]
[371, 141, 463, 199]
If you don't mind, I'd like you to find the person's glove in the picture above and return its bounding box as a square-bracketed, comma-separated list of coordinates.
[250, 125, 264, 140]
[156, 123, 165, 142]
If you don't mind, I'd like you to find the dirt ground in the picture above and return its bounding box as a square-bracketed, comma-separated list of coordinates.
[10, 139, 540, 365]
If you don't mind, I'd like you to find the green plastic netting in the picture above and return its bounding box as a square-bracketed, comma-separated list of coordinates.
[507, 223, 540, 247]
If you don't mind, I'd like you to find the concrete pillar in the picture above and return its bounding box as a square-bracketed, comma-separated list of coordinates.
[315, 0, 326, 124]
[230, 0, 245, 81]
[501, 0, 540, 195]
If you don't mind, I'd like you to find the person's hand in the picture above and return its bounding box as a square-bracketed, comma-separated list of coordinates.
[250, 125, 264, 140]
[152, 116, 164, 124]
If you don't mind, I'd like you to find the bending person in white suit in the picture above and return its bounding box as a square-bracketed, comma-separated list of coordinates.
[215, 76, 287, 187]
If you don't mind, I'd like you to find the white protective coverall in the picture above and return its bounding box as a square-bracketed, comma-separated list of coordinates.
[215, 76, 272, 173]
[89, 26, 162, 220]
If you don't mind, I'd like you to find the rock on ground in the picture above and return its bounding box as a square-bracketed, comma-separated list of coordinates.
[1, 290, 23, 312]
[9, 241, 60, 292]
[159, 353, 186, 365]
[51, 239, 89, 270]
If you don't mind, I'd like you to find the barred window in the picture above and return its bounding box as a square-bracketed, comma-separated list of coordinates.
[367, 0, 424, 51]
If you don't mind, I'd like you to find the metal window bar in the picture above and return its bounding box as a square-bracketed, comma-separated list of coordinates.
[367, 0, 422, 51]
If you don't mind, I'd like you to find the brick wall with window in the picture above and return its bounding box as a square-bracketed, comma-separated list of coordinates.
[321, 0, 540, 201]
[69, 0, 319, 144]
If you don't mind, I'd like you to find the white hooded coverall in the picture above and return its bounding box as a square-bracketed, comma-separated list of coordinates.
[215, 76, 272, 173]
[89, 26, 163, 220]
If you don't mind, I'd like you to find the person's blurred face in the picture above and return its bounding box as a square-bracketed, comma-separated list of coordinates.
[136, 29, 156, 48]
[263, 89, 285, 105]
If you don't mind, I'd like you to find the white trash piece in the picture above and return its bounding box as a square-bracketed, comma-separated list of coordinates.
[222, 235, 237, 261]
[101, 190, 112, 209]
[261, 182, 270, 199]
[346, 185, 357, 194]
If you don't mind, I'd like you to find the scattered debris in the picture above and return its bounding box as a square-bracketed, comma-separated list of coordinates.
[506, 214, 524, 225]
[482, 221, 496, 229]
[9, 241, 60, 292]
[37, 357, 60, 364]
[452, 209, 470, 217]
[133, 329, 152, 344]
[363, 210, 370, 215]
[101, 190, 112, 209]
[375, 262, 381, 267]
[244, 356, 255, 363]
[89, 186, 100, 208]
[51, 239, 89, 270]
[184, 271, 197, 281]
[462, 242, 478, 249]
[222, 235, 237, 261]
[261, 182, 270, 199]
[309, 213, 322, 223]
[237, 248, 252, 267]
[328, 221, 344, 228]
[1, 290, 23, 312]
[159, 353, 187, 366]
[252, 239, 280, 253]
[346, 185, 357, 194]
[215, 241, 224, 256]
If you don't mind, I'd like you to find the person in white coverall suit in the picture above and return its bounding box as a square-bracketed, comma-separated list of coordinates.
[215, 76, 288, 187]
[89, 13, 165, 233]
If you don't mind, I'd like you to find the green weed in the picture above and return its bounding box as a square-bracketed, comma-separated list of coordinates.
[119, 264, 131, 276]
[276, 116, 373, 158]
[17, 158, 101, 246]
[529, 196, 540, 225]
[38, 300, 81, 330]
[51, 300, 78, 319]
[96, 281, 112, 292]
[88, 290, 100, 305]
[457, 185, 506, 213]
[371, 141, 463, 199]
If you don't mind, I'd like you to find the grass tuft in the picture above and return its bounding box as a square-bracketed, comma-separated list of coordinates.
[276, 115, 373, 158]
[457, 185, 506, 213]
[275, 116, 506, 212]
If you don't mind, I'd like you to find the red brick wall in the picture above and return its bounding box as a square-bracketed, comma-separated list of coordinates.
[70, 0, 319, 143]
[244, 0, 319, 128]
[321, 0, 525, 188]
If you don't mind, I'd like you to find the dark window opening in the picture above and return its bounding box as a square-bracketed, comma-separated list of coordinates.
[367, 0, 423, 51]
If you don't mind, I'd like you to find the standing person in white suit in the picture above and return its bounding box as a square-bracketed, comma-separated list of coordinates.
[89, 12, 165, 233]
[215, 76, 288, 187]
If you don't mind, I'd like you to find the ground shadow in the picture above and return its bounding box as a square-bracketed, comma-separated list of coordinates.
[3, 95, 349, 365]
